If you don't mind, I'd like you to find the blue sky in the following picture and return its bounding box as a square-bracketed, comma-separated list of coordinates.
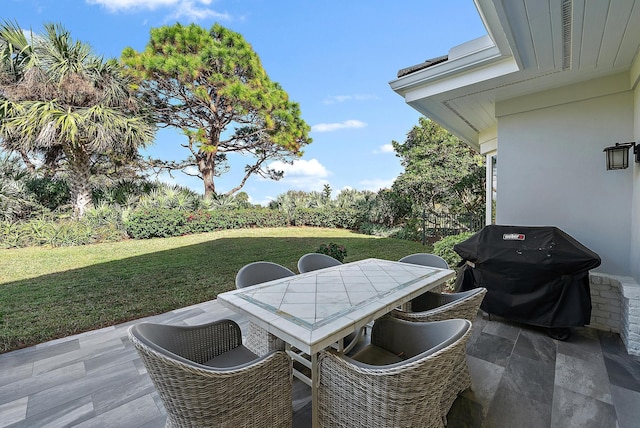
[3, 0, 487, 205]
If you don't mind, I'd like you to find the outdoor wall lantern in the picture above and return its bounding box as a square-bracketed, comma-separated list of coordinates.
[603, 142, 638, 170]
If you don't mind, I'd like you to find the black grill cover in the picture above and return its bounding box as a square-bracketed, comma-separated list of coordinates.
[454, 225, 601, 328]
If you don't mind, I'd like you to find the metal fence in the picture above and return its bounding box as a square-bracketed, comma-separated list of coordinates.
[418, 212, 484, 243]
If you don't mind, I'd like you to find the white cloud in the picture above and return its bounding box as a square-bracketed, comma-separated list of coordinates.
[323, 94, 377, 105]
[87, 0, 181, 11]
[155, 172, 176, 186]
[268, 158, 329, 178]
[264, 159, 331, 193]
[183, 166, 200, 176]
[279, 177, 330, 193]
[86, 0, 231, 21]
[254, 195, 274, 207]
[170, 2, 231, 21]
[373, 144, 394, 154]
[311, 120, 367, 133]
[358, 178, 395, 192]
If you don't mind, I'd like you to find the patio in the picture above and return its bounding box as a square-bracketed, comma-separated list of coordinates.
[1, 299, 639, 428]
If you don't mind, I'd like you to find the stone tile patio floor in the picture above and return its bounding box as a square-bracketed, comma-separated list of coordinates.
[2, 299, 640, 427]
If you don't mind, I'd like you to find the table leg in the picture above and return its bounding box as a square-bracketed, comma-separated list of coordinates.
[311, 352, 319, 428]
[286, 344, 313, 387]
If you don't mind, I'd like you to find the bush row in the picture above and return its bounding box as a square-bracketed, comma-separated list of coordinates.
[1, 204, 479, 255]
[288, 207, 365, 230]
[124, 208, 289, 239]
[0, 219, 125, 248]
[1, 207, 369, 247]
[124, 207, 368, 239]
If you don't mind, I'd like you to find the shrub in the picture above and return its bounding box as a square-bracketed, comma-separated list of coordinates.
[184, 209, 288, 233]
[0, 217, 126, 248]
[432, 231, 475, 269]
[359, 222, 399, 237]
[290, 207, 365, 230]
[291, 208, 333, 227]
[432, 231, 476, 292]
[332, 207, 365, 230]
[26, 177, 70, 211]
[315, 242, 347, 262]
[84, 202, 126, 230]
[125, 208, 187, 239]
[392, 220, 422, 242]
[236, 209, 288, 228]
[0, 221, 26, 248]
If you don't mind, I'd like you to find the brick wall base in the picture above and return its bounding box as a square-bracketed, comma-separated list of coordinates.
[588, 274, 640, 356]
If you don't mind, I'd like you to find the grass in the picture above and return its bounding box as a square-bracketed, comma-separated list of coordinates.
[0, 227, 431, 353]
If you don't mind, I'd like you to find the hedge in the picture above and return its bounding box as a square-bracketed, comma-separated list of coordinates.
[125, 208, 289, 239]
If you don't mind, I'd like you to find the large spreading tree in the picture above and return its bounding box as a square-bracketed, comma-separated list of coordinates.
[392, 117, 485, 215]
[121, 23, 311, 197]
[0, 21, 155, 217]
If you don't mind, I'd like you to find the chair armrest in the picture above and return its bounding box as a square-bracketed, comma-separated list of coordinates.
[371, 317, 470, 359]
[394, 288, 487, 323]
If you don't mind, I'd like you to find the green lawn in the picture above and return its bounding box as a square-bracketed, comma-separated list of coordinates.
[0, 227, 430, 353]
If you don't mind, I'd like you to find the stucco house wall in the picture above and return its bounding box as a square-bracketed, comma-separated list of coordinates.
[493, 74, 640, 353]
[495, 74, 634, 276]
[632, 81, 640, 281]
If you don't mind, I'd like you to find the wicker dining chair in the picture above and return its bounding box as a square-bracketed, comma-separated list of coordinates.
[398, 253, 450, 269]
[317, 317, 472, 428]
[297, 253, 342, 273]
[235, 261, 296, 288]
[235, 261, 296, 355]
[388, 287, 487, 420]
[128, 319, 292, 428]
[399, 253, 450, 294]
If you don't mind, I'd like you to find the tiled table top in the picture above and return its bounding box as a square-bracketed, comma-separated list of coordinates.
[218, 258, 454, 354]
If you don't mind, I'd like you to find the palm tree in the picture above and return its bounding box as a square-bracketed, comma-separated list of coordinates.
[0, 21, 154, 217]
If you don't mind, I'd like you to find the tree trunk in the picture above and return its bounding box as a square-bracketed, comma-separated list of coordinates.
[198, 151, 217, 198]
[64, 145, 93, 218]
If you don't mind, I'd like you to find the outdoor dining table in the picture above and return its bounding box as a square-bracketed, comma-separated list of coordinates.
[217, 257, 455, 427]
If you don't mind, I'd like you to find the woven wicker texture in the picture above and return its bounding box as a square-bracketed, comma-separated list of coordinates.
[245, 321, 286, 355]
[317, 320, 472, 428]
[389, 288, 487, 418]
[129, 319, 292, 428]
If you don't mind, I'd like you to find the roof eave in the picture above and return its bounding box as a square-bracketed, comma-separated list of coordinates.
[390, 35, 508, 94]
[390, 44, 510, 96]
[390, 43, 518, 149]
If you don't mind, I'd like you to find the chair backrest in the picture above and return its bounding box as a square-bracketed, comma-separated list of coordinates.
[297, 253, 342, 273]
[235, 261, 295, 289]
[130, 322, 192, 363]
[129, 319, 246, 368]
[400, 287, 488, 322]
[399, 253, 449, 269]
